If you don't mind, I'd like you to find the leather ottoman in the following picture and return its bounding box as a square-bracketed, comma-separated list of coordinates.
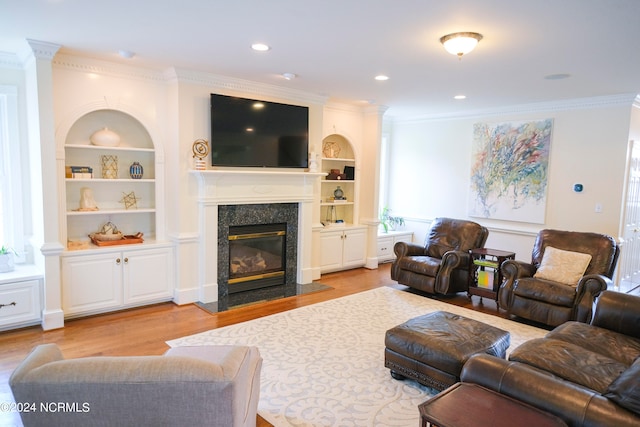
[384, 311, 510, 391]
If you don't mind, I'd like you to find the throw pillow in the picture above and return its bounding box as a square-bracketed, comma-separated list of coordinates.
[534, 246, 592, 286]
[604, 359, 640, 414]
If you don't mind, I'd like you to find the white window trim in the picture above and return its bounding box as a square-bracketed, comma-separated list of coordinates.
[0, 85, 25, 262]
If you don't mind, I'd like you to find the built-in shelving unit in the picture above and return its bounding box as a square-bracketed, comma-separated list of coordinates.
[320, 135, 356, 227]
[59, 109, 172, 318]
[319, 134, 365, 272]
[63, 131, 157, 245]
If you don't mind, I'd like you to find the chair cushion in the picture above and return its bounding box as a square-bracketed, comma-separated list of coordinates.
[397, 255, 441, 276]
[533, 246, 592, 286]
[605, 358, 640, 414]
[513, 278, 577, 307]
[509, 338, 627, 393]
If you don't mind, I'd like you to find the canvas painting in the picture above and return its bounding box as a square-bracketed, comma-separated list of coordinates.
[469, 119, 552, 223]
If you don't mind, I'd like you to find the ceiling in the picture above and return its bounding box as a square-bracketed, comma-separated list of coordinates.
[2, 0, 640, 118]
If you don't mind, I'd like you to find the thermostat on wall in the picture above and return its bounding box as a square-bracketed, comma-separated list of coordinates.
[573, 183, 584, 193]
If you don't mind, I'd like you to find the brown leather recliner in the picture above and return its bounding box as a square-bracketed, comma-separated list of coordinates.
[391, 217, 489, 295]
[498, 229, 620, 328]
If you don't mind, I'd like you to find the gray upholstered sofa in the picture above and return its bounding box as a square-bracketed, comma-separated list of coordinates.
[10, 344, 262, 427]
[461, 290, 640, 427]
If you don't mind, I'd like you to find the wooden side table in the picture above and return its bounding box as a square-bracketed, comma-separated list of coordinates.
[419, 383, 567, 427]
[468, 248, 515, 307]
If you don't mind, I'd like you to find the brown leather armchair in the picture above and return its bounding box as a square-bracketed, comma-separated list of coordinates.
[498, 229, 619, 327]
[391, 217, 489, 295]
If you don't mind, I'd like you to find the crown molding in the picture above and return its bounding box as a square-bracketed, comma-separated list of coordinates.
[0, 51, 23, 69]
[52, 53, 167, 83]
[165, 67, 328, 106]
[394, 93, 640, 124]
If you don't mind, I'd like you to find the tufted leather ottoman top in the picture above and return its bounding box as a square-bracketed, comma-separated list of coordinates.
[385, 311, 510, 376]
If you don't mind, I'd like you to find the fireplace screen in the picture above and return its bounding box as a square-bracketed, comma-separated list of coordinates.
[228, 223, 286, 292]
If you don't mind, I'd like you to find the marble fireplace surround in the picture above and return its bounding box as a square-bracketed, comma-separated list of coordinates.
[192, 169, 324, 303]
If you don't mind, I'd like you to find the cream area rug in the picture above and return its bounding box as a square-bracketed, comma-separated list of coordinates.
[167, 286, 546, 427]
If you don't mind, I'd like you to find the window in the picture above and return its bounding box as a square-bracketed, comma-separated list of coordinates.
[378, 132, 390, 216]
[0, 85, 25, 261]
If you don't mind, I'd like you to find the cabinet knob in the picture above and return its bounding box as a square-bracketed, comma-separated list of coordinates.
[124, 257, 129, 264]
[116, 258, 121, 265]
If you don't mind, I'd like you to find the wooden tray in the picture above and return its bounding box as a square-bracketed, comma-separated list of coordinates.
[90, 233, 144, 246]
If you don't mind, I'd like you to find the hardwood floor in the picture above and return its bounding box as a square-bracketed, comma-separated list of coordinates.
[0, 263, 507, 426]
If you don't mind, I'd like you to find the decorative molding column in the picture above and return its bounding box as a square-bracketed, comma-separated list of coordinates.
[22, 39, 65, 330]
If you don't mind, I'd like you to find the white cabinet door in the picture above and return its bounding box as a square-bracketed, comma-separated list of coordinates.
[62, 252, 122, 316]
[319, 230, 344, 271]
[124, 247, 173, 304]
[377, 236, 394, 262]
[342, 228, 367, 268]
[377, 231, 414, 264]
[62, 245, 173, 318]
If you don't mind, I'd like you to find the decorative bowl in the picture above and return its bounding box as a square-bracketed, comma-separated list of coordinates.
[90, 232, 123, 241]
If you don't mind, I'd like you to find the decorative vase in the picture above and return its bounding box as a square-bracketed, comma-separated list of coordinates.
[0, 253, 15, 273]
[101, 155, 118, 179]
[90, 127, 120, 147]
[129, 161, 143, 179]
[308, 152, 318, 172]
[333, 186, 345, 200]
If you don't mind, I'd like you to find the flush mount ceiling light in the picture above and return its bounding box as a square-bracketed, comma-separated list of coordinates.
[374, 75, 389, 81]
[251, 43, 270, 51]
[282, 72, 296, 80]
[440, 32, 483, 58]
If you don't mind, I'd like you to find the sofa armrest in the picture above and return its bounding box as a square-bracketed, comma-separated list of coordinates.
[461, 354, 640, 427]
[498, 260, 535, 308]
[434, 250, 470, 294]
[9, 343, 63, 386]
[573, 274, 611, 323]
[393, 241, 426, 258]
[591, 291, 640, 339]
[501, 259, 535, 280]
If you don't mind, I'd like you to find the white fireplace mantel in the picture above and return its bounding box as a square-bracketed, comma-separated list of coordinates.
[191, 169, 324, 302]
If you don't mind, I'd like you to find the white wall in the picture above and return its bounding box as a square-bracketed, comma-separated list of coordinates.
[387, 97, 634, 262]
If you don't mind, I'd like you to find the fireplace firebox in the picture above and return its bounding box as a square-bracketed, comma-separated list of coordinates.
[228, 223, 286, 293]
[217, 203, 299, 308]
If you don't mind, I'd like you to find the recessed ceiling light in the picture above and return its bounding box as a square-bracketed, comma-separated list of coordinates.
[251, 43, 270, 52]
[454, 95, 466, 100]
[282, 72, 296, 80]
[375, 75, 389, 81]
[544, 73, 571, 80]
[118, 50, 135, 59]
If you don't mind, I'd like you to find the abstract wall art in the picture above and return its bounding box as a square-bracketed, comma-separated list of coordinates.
[468, 119, 553, 223]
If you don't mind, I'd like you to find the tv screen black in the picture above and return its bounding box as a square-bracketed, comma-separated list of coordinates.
[210, 94, 309, 168]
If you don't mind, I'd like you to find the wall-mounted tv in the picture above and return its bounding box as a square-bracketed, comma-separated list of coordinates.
[210, 93, 309, 168]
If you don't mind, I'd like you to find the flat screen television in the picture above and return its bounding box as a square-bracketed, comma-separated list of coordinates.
[210, 93, 309, 168]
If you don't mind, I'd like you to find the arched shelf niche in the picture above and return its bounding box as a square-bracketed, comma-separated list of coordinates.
[320, 133, 358, 226]
[61, 108, 164, 247]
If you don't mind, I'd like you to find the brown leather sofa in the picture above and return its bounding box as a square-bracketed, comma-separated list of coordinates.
[498, 229, 619, 327]
[461, 290, 640, 427]
[391, 217, 488, 295]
